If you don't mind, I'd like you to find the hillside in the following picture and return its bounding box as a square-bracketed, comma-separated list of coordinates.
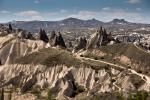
[83, 43, 150, 75]
[0, 24, 150, 99]
[14, 47, 81, 67]
[0, 34, 150, 99]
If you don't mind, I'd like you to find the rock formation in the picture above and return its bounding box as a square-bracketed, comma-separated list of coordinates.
[55, 32, 66, 48]
[49, 31, 57, 46]
[49, 31, 66, 48]
[39, 29, 49, 43]
[87, 27, 119, 49]
[0, 24, 149, 99]
[26, 32, 35, 40]
[74, 37, 87, 52]
[0, 64, 149, 99]
[0, 24, 10, 36]
[68, 41, 73, 48]
[0, 71, 24, 88]
[20, 71, 38, 93]
[0, 38, 48, 65]
[8, 24, 13, 33]
[18, 30, 27, 39]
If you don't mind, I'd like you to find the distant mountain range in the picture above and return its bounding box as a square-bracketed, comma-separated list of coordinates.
[7, 17, 150, 32]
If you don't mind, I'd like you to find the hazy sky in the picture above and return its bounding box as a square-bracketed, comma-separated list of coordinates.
[0, 0, 150, 23]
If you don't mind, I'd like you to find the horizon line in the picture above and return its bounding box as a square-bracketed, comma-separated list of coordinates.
[0, 17, 150, 24]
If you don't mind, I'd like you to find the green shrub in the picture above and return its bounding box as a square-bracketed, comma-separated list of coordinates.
[46, 89, 53, 100]
[129, 91, 148, 100]
[75, 84, 85, 95]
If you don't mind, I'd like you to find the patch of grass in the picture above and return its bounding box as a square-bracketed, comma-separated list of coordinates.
[92, 92, 125, 100]
[14, 47, 114, 71]
[74, 83, 85, 95]
[130, 74, 145, 89]
[84, 43, 150, 75]
[46, 89, 55, 100]
[128, 91, 148, 100]
[14, 47, 81, 67]
[99, 43, 150, 70]
[83, 48, 129, 69]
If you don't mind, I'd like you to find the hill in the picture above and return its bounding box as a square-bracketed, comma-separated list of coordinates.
[7, 18, 150, 33]
[83, 43, 150, 75]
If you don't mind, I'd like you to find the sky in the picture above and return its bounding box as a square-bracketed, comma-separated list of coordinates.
[0, 0, 150, 23]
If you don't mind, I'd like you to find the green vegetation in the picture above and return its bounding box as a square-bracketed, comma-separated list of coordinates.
[129, 91, 148, 100]
[14, 47, 119, 71]
[14, 47, 81, 67]
[84, 43, 150, 75]
[91, 91, 149, 100]
[130, 74, 145, 89]
[99, 43, 150, 69]
[74, 83, 85, 96]
[92, 92, 124, 100]
[31, 85, 41, 98]
[83, 49, 130, 68]
[46, 89, 54, 100]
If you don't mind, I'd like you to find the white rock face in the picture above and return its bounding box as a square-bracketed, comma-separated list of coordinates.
[0, 38, 49, 65]
[0, 64, 149, 99]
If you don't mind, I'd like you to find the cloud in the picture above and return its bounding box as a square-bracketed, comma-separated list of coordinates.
[11, 8, 149, 23]
[15, 10, 39, 16]
[136, 8, 141, 11]
[60, 9, 67, 13]
[98, 9, 142, 22]
[15, 10, 43, 20]
[67, 11, 97, 19]
[126, 0, 140, 4]
[102, 7, 111, 11]
[34, 0, 39, 4]
[0, 10, 10, 14]
[64, 8, 145, 23]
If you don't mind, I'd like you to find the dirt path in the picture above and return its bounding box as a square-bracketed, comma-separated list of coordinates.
[134, 42, 150, 54]
[77, 56, 150, 85]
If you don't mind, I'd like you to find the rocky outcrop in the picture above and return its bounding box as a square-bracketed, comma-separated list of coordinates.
[0, 39, 48, 65]
[26, 32, 35, 40]
[68, 41, 73, 48]
[55, 32, 66, 48]
[49, 31, 57, 46]
[0, 64, 149, 99]
[49, 31, 66, 48]
[74, 37, 87, 52]
[0, 24, 13, 36]
[18, 30, 27, 39]
[8, 24, 13, 33]
[87, 27, 119, 49]
[39, 29, 49, 43]
[20, 71, 38, 94]
[0, 71, 24, 88]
